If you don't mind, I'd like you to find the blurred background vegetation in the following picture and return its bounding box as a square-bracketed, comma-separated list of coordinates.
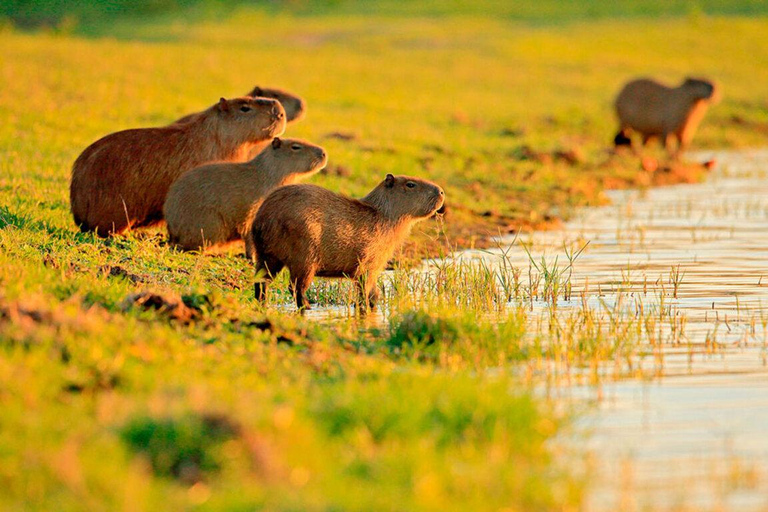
[3, 0, 768, 31]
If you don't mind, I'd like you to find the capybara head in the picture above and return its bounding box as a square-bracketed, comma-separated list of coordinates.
[248, 86, 307, 123]
[212, 96, 286, 141]
[682, 77, 719, 102]
[263, 137, 328, 178]
[364, 174, 445, 221]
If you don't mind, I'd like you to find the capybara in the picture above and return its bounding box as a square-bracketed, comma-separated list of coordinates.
[251, 174, 446, 311]
[174, 85, 306, 125]
[70, 96, 286, 236]
[164, 137, 327, 253]
[614, 77, 719, 157]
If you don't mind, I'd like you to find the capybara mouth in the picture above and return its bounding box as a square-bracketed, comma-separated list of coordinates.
[431, 195, 446, 217]
[264, 120, 286, 137]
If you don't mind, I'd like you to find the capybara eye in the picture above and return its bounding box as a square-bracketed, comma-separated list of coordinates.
[291, 144, 302, 151]
[406, 182, 416, 189]
[239, 106, 252, 113]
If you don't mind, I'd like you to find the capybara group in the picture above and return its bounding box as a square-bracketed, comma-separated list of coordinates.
[164, 137, 327, 253]
[70, 96, 286, 236]
[174, 85, 306, 125]
[614, 77, 719, 157]
[250, 174, 446, 311]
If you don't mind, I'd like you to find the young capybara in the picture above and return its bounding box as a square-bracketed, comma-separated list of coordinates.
[174, 85, 306, 125]
[163, 137, 328, 253]
[614, 77, 719, 157]
[251, 174, 446, 311]
[70, 96, 286, 236]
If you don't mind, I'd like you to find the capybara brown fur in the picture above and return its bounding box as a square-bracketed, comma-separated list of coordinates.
[174, 85, 306, 125]
[251, 174, 446, 311]
[614, 77, 719, 157]
[164, 137, 328, 253]
[70, 96, 286, 237]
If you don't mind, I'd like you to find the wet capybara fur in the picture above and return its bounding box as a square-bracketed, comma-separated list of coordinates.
[614, 77, 719, 157]
[70, 97, 286, 236]
[251, 174, 446, 311]
[164, 137, 327, 253]
[174, 85, 306, 125]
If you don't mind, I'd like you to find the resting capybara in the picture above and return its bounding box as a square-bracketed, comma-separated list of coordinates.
[174, 85, 306, 125]
[164, 137, 327, 253]
[251, 174, 446, 311]
[614, 77, 719, 157]
[70, 96, 286, 236]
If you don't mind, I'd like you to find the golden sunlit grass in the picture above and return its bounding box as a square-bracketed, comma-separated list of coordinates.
[2, 5, 768, 510]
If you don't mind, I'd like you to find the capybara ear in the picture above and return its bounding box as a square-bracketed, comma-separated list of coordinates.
[271, 137, 282, 149]
[385, 174, 395, 188]
[218, 97, 229, 112]
[252, 86, 263, 96]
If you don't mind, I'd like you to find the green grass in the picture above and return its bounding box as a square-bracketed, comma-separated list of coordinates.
[2, 3, 768, 510]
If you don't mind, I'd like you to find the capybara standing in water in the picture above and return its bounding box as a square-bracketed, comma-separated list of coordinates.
[70, 97, 286, 236]
[250, 174, 446, 311]
[174, 85, 306, 125]
[164, 137, 328, 253]
[614, 77, 719, 157]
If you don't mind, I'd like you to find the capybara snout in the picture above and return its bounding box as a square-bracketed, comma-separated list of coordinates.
[433, 187, 446, 215]
[684, 78, 718, 101]
[225, 97, 286, 137]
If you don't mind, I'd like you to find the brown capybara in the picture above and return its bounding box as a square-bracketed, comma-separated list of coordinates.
[164, 137, 328, 253]
[70, 96, 286, 237]
[614, 77, 719, 157]
[174, 85, 306, 125]
[251, 174, 446, 311]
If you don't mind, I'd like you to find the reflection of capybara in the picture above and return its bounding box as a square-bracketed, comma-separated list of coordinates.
[251, 174, 446, 311]
[614, 77, 719, 157]
[164, 137, 327, 253]
[174, 85, 306, 125]
[70, 97, 286, 237]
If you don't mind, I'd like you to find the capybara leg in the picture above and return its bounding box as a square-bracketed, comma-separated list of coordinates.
[254, 259, 284, 302]
[642, 134, 655, 147]
[676, 132, 690, 158]
[289, 268, 316, 311]
[664, 133, 680, 160]
[94, 219, 129, 238]
[355, 274, 380, 314]
[244, 232, 256, 262]
[613, 129, 632, 148]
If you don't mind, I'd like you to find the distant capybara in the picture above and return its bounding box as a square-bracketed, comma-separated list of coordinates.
[164, 137, 328, 253]
[174, 85, 306, 125]
[251, 174, 446, 311]
[614, 77, 719, 157]
[70, 97, 286, 236]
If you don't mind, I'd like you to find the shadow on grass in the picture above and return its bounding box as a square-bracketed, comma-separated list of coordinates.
[0, 205, 107, 245]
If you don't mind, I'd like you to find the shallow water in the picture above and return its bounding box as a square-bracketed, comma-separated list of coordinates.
[498, 150, 768, 511]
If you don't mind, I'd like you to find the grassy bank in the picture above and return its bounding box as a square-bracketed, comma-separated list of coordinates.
[3, 13, 768, 254]
[2, 5, 768, 509]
